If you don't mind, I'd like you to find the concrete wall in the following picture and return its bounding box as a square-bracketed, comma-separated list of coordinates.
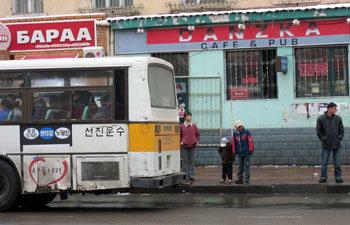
[195, 128, 350, 166]
[0, 0, 11, 18]
[44, 0, 90, 15]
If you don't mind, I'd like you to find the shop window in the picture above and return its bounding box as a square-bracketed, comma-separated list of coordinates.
[226, 49, 277, 100]
[152, 53, 189, 118]
[95, 0, 133, 8]
[13, 0, 43, 14]
[183, 0, 225, 4]
[295, 46, 349, 98]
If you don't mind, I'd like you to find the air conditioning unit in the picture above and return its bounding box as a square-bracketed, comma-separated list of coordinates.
[83, 47, 105, 58]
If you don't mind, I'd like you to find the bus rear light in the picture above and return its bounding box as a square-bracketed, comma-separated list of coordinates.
[175, 125, 180, 133]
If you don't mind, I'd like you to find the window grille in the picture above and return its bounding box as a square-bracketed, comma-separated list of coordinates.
[295, 46, 349, 98]
[226, 49, 277, 100]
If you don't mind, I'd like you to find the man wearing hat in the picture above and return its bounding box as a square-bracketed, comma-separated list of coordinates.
[316, 102, 344, 183]
[232, 120, 254, 184]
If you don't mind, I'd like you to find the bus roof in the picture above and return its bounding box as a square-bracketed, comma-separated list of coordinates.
[0, 56, 174, 71]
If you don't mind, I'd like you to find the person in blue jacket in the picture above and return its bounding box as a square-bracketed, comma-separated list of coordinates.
[232, 120, 254, 185]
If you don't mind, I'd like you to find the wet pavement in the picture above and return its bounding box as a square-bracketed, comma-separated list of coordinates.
[2, 193, 350, 225]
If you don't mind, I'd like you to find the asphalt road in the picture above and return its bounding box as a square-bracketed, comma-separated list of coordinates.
[1, 193, 350, 225]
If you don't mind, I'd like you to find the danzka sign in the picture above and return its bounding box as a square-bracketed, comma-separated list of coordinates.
[5, 20, 96, 51]
[115, 19, 350, 54]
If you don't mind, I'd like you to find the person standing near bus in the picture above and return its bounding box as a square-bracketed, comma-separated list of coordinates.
[316, 102, 344, 183]
[232, 120, 254, 185]
[180, 112, 200, 183]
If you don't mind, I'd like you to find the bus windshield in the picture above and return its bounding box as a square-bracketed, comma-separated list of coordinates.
[148, 65, 176, 109]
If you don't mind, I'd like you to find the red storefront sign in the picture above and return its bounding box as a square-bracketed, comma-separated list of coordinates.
[298, 63, 328, 77]
[5, 20, 96, 51]
[146, 19, 349, 44]
[0, 22, 11, 50]
[242, 77, 258, 85]
[229, 87, 249, 100]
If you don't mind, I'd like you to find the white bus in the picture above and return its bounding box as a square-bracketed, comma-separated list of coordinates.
[0, 56, 183, 211]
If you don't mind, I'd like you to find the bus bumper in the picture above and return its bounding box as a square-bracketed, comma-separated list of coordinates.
[131, 173, 185, 188]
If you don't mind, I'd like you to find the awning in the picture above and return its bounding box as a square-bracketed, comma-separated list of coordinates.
[108, 3, 350, 29]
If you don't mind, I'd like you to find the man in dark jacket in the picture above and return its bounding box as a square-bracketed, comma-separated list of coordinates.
[316, 102, 344, 183]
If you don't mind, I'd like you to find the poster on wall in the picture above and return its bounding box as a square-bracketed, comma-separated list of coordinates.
[290, 102, 349, 119]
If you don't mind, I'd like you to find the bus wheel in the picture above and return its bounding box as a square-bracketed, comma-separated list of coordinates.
[0, 162, 20, 212]
[21, 193, 57, 209]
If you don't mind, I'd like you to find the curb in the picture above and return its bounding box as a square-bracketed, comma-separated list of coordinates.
[125, 184, 350, 194]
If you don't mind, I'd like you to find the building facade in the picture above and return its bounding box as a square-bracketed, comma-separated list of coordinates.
[0, 13, 109, 60]
[1, 0, 349, 18]
[0, 1, 349, 166]
[110, 4, 350, 165]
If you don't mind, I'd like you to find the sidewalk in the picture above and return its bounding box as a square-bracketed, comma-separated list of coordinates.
[194, 165, 346, 185]
[186, 166, 350, 194]
[130, 166, 350, 194]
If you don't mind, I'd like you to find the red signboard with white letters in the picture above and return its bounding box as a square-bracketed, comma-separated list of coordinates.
[146, 19, 349, 44]
[5, 20, 96, 51]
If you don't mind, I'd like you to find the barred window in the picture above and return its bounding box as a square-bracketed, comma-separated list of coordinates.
[15, 0, 28, 14]
[183, 0, 225, 4]
[96, 0, 133, 8]
[226, 49, 277, 100]
[295, 46, 349, 98]
[14, 0, 43, 14]
[152, 53, 189, 113]
[95, 0, 106, 8]
[32, 0, 43, 13]
[152, 53, 188, 77]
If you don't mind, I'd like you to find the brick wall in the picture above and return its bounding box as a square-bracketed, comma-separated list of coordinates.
[0, 50, 10, 60]
[194, 127, 350, 166]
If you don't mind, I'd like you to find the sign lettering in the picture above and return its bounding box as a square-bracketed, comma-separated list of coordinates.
[6, 20, 96, 51]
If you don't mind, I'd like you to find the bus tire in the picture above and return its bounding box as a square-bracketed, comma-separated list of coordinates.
[21, 193, 57, 209]
[0, 161, 20, 212]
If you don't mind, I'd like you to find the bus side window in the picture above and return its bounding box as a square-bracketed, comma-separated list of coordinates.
[32, 92, 71, 121]
[0, 93, 23, 122]
[115, 69, 127, 121]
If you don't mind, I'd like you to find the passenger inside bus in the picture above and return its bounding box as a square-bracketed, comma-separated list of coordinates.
[0, 99, 12, 121]
[32, 93, 47, 120]
[72, 91, 91, 120]
[12, 99, 22, 121]
[93, 93, 112, 120]
[45, 94, 70, 120]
